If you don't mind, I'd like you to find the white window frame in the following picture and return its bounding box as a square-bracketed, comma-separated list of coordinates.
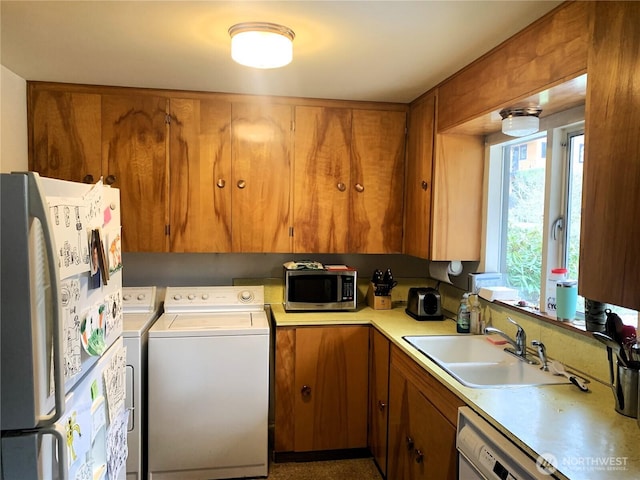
[480, 105, 585, 311]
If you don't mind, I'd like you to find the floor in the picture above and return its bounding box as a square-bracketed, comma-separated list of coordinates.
[261, 458, 382, 480]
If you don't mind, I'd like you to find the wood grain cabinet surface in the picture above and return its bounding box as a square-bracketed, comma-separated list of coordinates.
[293, 106, 406, 253]
[404, 93, 435, 259]
[368, 328, 390, 476]
[580, 1, 640, 311]
[274, 326, 369, 455]
[231, 103, 293, 253]
[29, 88, 102, 184]
[404, 90, 484, 261]
[387, 345, 463, 480]
[168, 97, 232, 252]
[101, 94, 170, 253]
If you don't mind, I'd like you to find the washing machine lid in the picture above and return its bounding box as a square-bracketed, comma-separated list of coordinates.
[150, 311, 269, 337]
[169, 313, 252, 329]
[123, 312, 160, 337]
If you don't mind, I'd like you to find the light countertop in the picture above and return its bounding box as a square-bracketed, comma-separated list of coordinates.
[271, 303, 640, 480]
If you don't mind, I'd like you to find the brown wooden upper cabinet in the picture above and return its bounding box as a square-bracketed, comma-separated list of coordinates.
[580, 1, 640, 311]
[169, 97, 232, 252]
[404, 93, 435, 259]
[29, 87, 102, 184]
[231, 103, 293, 253]
[404, 90, 484, 261]
[293, 106, 406, 253]
[102, 94, 170, 253]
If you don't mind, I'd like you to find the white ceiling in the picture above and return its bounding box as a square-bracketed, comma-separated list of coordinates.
[1, 1, 562, 104]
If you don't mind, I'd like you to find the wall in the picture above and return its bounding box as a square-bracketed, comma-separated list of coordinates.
[123, 252, 475, 291]
[1, 65, 28, 173]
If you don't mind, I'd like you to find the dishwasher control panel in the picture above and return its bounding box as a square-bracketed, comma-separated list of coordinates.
[457, 407, 551, 480]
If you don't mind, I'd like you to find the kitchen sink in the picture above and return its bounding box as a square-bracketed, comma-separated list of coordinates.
[403, 335, 570, 388]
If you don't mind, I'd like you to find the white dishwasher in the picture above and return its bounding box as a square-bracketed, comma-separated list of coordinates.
[457, 407, 557, 480]
[148, 286, 270, 480]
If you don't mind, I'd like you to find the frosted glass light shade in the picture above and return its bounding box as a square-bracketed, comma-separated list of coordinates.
[502, 115, 539, 137]
[229, 22, 294, 69]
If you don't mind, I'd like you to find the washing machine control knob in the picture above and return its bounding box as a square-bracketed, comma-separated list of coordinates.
[173, 294, 182, 301]
[188, 294, 196, 300]
[239, 290, 253, 303]
[137, 294, 146, 301]
[123, 294, 131, 301]
[202, 293, 209, 300]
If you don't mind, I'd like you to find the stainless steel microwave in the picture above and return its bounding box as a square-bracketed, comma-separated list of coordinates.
[284, 268, 357, 311]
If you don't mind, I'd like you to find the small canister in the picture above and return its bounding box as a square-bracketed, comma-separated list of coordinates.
[556, 280, 578, 322]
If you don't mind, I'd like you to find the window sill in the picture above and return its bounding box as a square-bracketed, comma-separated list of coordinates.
[493, 300, 595, 338]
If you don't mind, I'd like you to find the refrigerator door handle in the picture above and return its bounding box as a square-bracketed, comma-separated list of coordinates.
[27, 173, 65, 427]
[42, 424, 68, 480]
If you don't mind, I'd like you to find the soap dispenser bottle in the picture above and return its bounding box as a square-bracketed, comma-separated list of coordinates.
[456, 293, 471, 333]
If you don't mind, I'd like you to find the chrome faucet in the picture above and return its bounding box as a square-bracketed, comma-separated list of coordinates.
[532, 340, 548, 371]
[484, 318, 538, 365]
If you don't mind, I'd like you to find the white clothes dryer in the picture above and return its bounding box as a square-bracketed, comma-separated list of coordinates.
[122, 286, 163, 480]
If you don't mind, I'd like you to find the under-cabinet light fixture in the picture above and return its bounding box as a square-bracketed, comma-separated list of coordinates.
[500, 107, 542, 137]
[229, 22, 295, 69]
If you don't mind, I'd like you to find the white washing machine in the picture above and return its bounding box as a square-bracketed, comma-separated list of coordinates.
[147, 285, 270, 480]
[122, 286, 163, 480]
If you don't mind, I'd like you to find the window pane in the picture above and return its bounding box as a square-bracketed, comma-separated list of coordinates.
[503, 136, 547, 304]
[566, 133, 584, 311]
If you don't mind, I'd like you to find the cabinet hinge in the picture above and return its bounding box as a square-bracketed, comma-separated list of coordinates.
[165, 224, 170, 235]
[289, 226, 294, 237]
[165, 114, 171, 125]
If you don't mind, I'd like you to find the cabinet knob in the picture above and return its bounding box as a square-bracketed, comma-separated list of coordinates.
[82, 174, 94, 184]
[337, 182, 346, 192]
[216, 179, 226, 188]
[405, 435, 414, 451]
[301, 385, 312, 397]
[421, 180, 428, 191]
[105, 175, 117, 185]
[354, 183, 365, 193]
[414, 449, 424, 464]
[377, 400, 386, 411]
[237, 180, 246, 189]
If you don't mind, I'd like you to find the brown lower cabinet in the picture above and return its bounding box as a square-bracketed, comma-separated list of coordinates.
[369, 328, 390, 475]
[274, 325, 369, 456]
[387, 344, 464, 480]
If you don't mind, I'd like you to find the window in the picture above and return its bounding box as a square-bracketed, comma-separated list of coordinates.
[483, 106, 638, 328]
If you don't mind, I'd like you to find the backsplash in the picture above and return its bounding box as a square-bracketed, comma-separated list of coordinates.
[123, 251, 609, 384]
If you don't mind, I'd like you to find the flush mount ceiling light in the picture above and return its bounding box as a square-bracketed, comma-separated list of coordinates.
[228, 22, 295, 69]
[499, 107, 543, 137]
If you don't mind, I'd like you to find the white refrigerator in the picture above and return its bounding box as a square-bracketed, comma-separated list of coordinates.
[1, 172, 128, 480]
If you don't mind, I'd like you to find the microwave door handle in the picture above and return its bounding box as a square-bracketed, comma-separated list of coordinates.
[27, 173, 65, 427]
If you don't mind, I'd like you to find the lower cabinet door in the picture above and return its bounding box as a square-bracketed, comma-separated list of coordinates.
[388, 363, 458, 480]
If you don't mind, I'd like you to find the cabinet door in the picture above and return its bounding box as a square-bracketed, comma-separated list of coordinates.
[404, 94, 436, 259]
[293, 106, 351, 253]
[294, 326, 369, 452]
[231, 103, 292, 252]
[581, 1, 640, 310]
[388, 364, 457, 480]
[102, 94, 169, 252]
[169, 98, 232, 252]
[350, 109, 406, 253]
[29, 88, 102, 183]
[369, 328, 390, 475]
[431, 133, 484, 261]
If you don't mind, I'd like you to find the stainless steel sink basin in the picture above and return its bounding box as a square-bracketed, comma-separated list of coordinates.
[404, 335, 570, 388]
